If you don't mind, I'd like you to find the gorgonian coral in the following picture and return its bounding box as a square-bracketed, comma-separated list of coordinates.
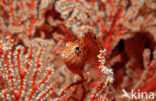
[0, 0, 156, 101]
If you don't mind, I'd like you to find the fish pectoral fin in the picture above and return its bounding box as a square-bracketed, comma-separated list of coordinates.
[85, 67, 106, 81]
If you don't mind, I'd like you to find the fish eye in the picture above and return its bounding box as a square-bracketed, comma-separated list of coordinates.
[75, 47, 79, 51]
[75, 46, 80, 55]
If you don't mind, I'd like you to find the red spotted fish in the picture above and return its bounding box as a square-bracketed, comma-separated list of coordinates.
[61, 30, 105, 80]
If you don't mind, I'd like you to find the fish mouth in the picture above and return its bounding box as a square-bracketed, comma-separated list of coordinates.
[61, 50, 76, 61]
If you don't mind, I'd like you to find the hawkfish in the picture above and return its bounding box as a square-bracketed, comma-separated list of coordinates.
[61, 30, 104, 80]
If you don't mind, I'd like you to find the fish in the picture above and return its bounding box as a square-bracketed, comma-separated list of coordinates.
[61, 29, 104, 80]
